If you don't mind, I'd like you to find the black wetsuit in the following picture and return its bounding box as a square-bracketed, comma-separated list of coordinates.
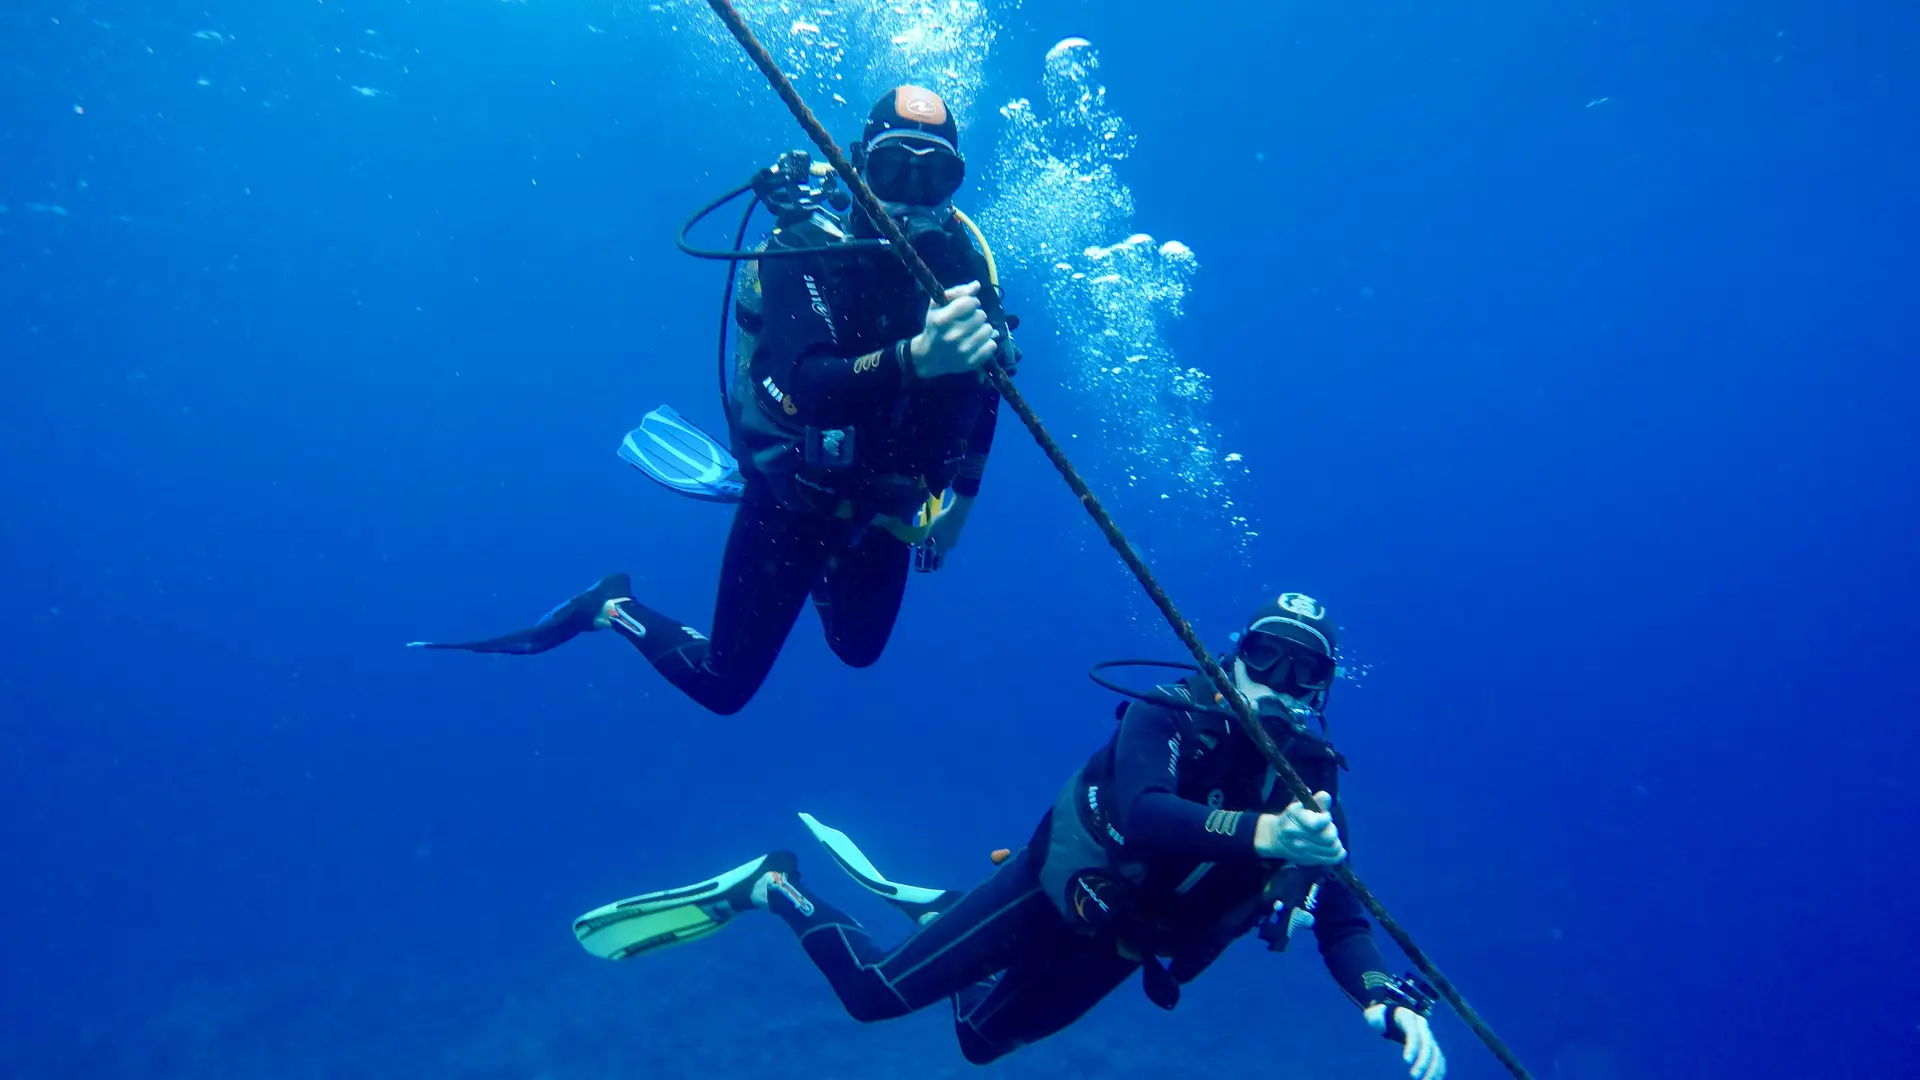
[763, 677, 1398, 1065]
[421, 218, 1008, 715]
[608, 220, 1006, 713]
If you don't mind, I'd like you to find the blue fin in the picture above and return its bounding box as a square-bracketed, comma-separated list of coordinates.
[617, 405, 745, 504]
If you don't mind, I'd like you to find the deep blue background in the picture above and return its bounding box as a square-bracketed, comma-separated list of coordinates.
[3, 2, 1915, 1078]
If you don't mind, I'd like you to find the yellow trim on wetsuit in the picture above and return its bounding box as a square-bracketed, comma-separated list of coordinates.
[876, 514, 934, 544]
[917, 490, 946, 528]
[949, 206, 999, 290]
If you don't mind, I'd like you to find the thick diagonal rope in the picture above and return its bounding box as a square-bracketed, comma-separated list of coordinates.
[700, 4, 1533, 1077]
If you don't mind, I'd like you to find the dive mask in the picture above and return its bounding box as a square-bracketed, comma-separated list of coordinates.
[1238, 630, 1337, 693]
[858, 130, 966, 206]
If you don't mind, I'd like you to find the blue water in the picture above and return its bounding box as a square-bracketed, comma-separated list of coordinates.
[3, 2, 1915, 1078]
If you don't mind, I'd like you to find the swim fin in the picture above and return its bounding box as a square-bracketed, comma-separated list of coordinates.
[617, 405, 746, 504]
[573, 849, 798, 961]
[405, 573, 632, 654]
[797, 812, 962, 926]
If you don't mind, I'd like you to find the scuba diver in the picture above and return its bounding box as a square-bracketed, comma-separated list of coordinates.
[408, 86, 1019, 715]
[570, 593, 1447, 1078]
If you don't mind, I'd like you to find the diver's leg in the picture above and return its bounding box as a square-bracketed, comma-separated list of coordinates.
[951, 937, 1140, 1065]
[813, 528, 911, 669]
[606, 478, 841, 715]
[761, 847, 1064, 1023]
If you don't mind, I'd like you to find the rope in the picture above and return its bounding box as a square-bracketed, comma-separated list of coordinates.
[700, 4, 1535, 1077]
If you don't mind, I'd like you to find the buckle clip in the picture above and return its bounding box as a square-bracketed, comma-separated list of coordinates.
[803, 426, 856, 468]
[1375, 972, 1439, 1018]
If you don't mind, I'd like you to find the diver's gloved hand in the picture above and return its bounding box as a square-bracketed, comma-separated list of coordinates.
[910, 280, 999, 378]
[1365, 1004, 1447, 1080]
[1254, 791, 1346, 865]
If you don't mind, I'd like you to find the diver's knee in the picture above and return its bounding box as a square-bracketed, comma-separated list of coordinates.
[706, 682, 762, 716]
[826, 632, 888, 669]
[957, 1031, 1011, 1067]
[697, 678, 755, 716]
[694, 661, 766, 715]
[837, 647, 884, 669]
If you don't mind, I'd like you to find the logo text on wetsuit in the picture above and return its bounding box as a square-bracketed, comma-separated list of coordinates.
[1088, 783, 1125, 846]
[802, 273, 838, 344]
[762, 375, 799, 416]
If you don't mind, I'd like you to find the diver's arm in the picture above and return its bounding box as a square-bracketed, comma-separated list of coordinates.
[1108, 703, 1268, 864]
[950, 382, 1000, 498]
[1317, 858, 1449, 1076]
[756, 258, 913, 425]
[1305, 817, 1394, 1008]
[927, 401, 987, 551]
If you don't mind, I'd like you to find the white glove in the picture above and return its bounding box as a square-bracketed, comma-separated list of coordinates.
[1253, 791, 1346, 865]
[909, 281, 999, 378]
[1365, 1004, 1446, 1080]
